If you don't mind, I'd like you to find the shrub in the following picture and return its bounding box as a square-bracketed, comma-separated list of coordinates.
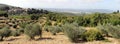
[97, 25, 109, 37]
[17, 28, 24, 34]
[24, 24, 42, 40]
[45, 20, 52, 26]
[84, 29, 104, 41]
[0, 26, 11, 41]
[50, 26, 62, 35]
[30, 15, 40, 20]
[44, 26, 50, 32]
[19, 22, 29, 33]
[44, 26, 62, 35]
[11, 30, 20, 37]
[0, 11, 8, 17]
[62, 24, 86, 42]
[97, 24, 120, 38]
[19, 22, 28, 29]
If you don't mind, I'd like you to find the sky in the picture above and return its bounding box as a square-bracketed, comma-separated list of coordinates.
[0, 0, 120, 10]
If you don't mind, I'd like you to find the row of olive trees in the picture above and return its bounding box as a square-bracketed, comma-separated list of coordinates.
[44, 12, 120, 27]
[44, 23, 105, 42]
[0, 23, 42, 41]
[0, 21, 120, 42]
[0, 11, 8, 17]
[44, 23, 120, 42]
[72, 13, 120, 27]
[0, 26, 21, 41]
[97, 24, 120, 39]
[5, 9, 120, 27]
[27, 8, 49, 14]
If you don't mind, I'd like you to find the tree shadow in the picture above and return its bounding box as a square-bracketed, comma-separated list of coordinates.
[6, 38, 20, 41]
[58, 34, 64, 35]
[35, 37, 54, 41]
[74, 40, 87, 43]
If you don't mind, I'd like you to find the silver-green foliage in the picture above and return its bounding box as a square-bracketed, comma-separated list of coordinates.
[0, 26, 11, 41]
[84, 29, 104, 41]
[19, 22, 28, 28]
[44, 26, 62, 35]
[97, 24, 120, 39]
[24, 24, 42, 40]
[62, 24, 86, 42]
[11, 30, 20, 37]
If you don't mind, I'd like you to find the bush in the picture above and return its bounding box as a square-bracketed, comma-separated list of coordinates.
[44, 26, 62, 35]
[50, 26, 62, 35]
[0, 11, 8, 17]
[30, 15, 40, 20]
[0, 26, 11, 41]
[97, 24, 120, 38]
[19, 22, 29, 34]
[17, 28, 24, 34]
[11, 30, 20, 37]
[44, 26, 50, 32]
[45, 20, 52, 26]
[84, 29, 104, 41]
[19, 22, 28, 29]
[62, 24, 86, 42]
[24, 24, 42, 40]
[97, 25, 109, 37]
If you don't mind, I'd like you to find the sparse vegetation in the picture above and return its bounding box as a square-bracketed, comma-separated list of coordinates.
[0, 5, 120, 44]
[0, 26, 11, 41]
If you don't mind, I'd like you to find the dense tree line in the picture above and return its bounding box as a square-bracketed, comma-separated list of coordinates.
[27, 8, 49, 14]
[44, 12, 120, 27]
[0, 11, 8, 17]
[0, 4, 10, 11]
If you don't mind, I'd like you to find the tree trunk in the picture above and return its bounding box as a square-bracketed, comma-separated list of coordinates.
[29, 36, 35, 40]
[0, 36, 4, 41]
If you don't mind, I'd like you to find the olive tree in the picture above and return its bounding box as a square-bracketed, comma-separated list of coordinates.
[24, 24, 42, 40]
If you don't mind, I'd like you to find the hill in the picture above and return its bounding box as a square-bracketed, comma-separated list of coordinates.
[0, 4, 15, 11]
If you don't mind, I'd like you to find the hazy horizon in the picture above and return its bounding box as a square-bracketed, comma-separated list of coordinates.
[0, 0, 120, 10]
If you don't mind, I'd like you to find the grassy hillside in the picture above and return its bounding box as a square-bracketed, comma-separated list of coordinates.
[0, 4, 120, 44]
[0, 4, 14, 11]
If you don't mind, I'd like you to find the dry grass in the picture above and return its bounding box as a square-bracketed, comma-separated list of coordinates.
[0, 31, 71, 44]
[0, 31, 120, 44]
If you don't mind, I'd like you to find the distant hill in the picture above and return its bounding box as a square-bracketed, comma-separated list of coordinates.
[0, 4, 50, 15]
[0, 4, 15, 11]
[0, 4, 9, 7]
[0, 4, 23, 10]
[42, 8, 114, 14]
[0, 4, 114, 14]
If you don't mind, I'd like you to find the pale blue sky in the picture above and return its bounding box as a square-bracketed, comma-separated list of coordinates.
[0, 0, 120, 10]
